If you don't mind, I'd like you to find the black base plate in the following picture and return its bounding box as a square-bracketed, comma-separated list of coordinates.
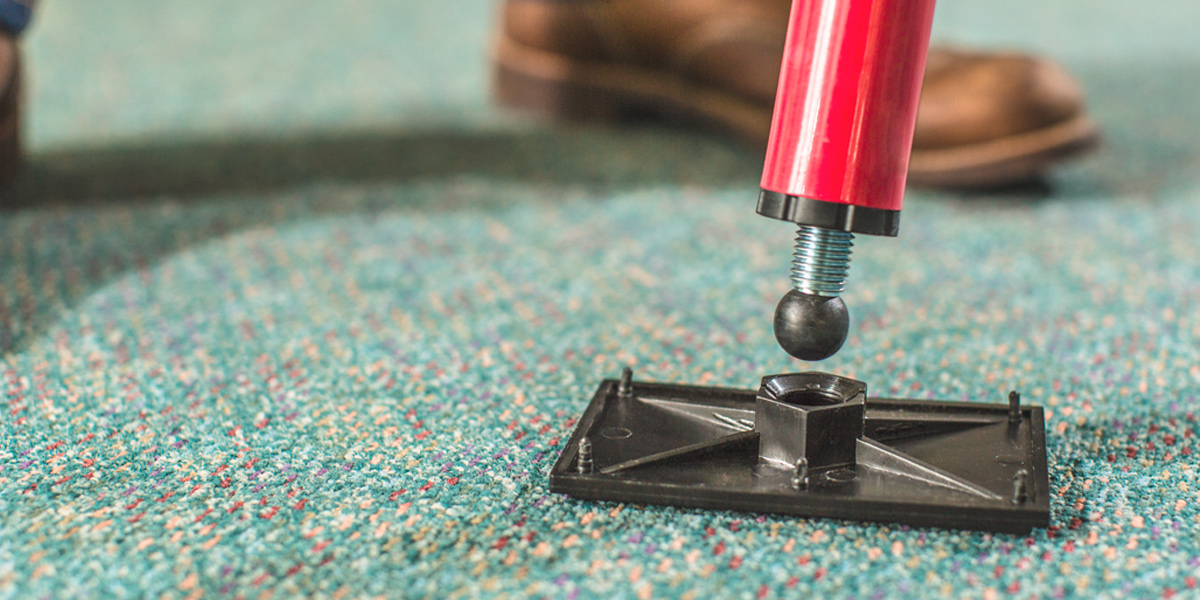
[550, 378, 1050, 533]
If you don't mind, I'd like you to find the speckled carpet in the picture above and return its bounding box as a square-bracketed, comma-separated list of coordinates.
[4, 0, 1200, 598]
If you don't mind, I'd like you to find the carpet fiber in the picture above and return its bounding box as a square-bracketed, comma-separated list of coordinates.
[4, 1, 1200, 598]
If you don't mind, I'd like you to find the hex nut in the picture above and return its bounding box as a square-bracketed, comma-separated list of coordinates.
[755, 372, 866, 470]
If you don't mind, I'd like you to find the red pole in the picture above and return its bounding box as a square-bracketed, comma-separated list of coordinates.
[760, 0, 937, 231]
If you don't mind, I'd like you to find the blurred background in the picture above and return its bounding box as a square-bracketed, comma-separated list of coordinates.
[12, 0, 1200, 199]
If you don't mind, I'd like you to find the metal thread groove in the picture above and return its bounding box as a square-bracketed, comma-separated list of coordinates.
[790, 225, 854, 297]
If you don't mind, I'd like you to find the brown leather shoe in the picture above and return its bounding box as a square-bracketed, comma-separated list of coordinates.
[908, 47, 1098, 187]
[492, 0, 1099, 188]
[0, 33, 21, 191]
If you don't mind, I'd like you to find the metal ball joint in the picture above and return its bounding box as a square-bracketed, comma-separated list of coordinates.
[773, 225, 854, 361]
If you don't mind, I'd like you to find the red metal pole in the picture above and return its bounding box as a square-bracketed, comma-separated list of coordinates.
[759, 0, 937, 232]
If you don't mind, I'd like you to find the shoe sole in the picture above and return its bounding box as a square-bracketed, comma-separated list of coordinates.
[906, 115, 1100, 188]
[491, 31, 1100, 189]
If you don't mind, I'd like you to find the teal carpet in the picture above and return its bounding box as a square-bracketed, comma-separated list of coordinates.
[4, 0, 1200, 598]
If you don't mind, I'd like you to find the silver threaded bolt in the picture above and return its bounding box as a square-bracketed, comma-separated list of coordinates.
[790, 225, 854, 297]
[577, 437, 594, 474]
[791, 457, 810, 490]
[1012, 469, 1029, 504]
[618, 367, 633, 397]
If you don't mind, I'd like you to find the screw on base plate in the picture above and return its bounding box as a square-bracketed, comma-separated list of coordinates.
[791, 458, 810, 490]
[577, 437, 594, 474]
[1008, 391, 1022, 424]
[1012, 469, 1029, 504]
[618, 367, 633, 397]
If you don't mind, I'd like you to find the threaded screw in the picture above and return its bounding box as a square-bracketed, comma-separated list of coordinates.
[790, 225, 854, 297]
[1012, 469, 1029, 504]
[577, 437, 594, 474]
[618, 367, 633, 397]
[791, 457, 810, 490]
